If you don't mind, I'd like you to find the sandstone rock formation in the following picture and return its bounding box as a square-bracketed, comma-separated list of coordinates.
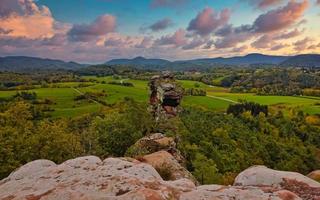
[126, 133, 185, 165]
[1, 157, 319, 200]
[140, 151, 198, 185]
[149, 71, 183, 120]
[234, 165, 320, 199]
[126, 133, 197, 184]
[308, 170, 320, 182]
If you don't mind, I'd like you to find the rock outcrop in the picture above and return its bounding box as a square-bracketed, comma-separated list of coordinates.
[149, 71, 183, 120]
[140, 151, 198, 185]
[0, 156, 194, 200]
[126, 133, 196, 184]
[126, 133, 185, 164]
[1, 157, 319, 200]
[234, 165, 320, 199]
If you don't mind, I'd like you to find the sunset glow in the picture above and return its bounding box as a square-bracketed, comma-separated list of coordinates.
[0, 0, 319, 63]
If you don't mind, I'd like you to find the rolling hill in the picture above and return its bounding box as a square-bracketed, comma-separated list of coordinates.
[280, 54, 320, 67]
[106, 54, 293, 70]
[0, 56, 84, 72]
[2, 53, 320, 72]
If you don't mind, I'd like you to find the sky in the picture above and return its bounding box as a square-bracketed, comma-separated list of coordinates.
[0, 0, 319, 63]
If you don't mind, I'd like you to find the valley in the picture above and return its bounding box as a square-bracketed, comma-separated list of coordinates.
[1, 75, 319, 117]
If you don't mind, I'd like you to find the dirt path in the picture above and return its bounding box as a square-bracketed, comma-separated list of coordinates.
[72, 87, 100, 105]
[207, 95, 238, 104]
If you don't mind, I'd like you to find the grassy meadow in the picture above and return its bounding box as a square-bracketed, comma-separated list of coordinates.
[0, 76, 319, 117]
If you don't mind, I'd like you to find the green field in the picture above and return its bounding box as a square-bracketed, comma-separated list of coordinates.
[1, 76, 319, 117]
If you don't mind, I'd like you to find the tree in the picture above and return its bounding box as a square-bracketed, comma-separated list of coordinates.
[192, 153, 219, 184]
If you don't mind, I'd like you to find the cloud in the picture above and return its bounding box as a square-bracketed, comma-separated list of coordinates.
[251, 28, 303, 49]
[150, 0, 187, 8]
[213, 0, 309, 50]
[154, 29, 187, 47]
[293, 37, 314, 51]
[41, 34, 67, 46]
[307, 43, 320, 50]
[214, 25, 254, 49]
[253, 0, 309, 33]
[270, 43, 289, 51]
[187, 7, 230, 36]
[68, 15, 116, 42]
[0, 28, 12, 34]
[0, 0, 63, 39]
[182, 37, 206, 50]
[135, 37, 153, 48]
[251, 35, 273, 49]
[0, 0, 51, 18]
[148, 18, 173, 32]
[246, 0, 285, 9]
[203, 40, 214, 49]
[231, 45, 248, 53]
[0, 0, 23, 17]
[273, 28, 303, 40]
[317, 0, 320, 5]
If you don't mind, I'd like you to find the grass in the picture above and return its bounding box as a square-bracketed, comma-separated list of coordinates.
[0, 76, 319, 117]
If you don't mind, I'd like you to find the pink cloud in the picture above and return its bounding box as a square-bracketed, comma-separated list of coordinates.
[270, 43, 289, 51]
[246, 0, 284, 9]
[135, 37, 153, 48]
[253, 0, 309, 33]
[150, 0, 187, 8]
[182, 37, 206, 50]
[293, 37, 314, 51]
[251, 35, 273, 49]
[214, 25, 254, 49]
[258, 0, 284, 8]
[273, 28, 303, 40]
[0, 0, 62, 39]
[0, 0, 50, 17]
[231, 45, 248, 53]
[187, 7, 230, 36]
[148, 18, 173, 32]
[154, 29, 187, 47]
[68, 15, 116, 42]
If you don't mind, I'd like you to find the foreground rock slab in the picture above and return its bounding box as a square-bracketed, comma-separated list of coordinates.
[0, 157, 319, 200]
[234, 165, 320, 200]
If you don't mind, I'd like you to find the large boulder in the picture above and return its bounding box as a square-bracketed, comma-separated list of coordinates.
[234, 165, 320, 199]
[180, 185, 301, 200]
[126, 133, 185, 165]
[141, 151, 198, 185]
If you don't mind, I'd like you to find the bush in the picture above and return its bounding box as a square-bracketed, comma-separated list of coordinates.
[155, 163, 175, 181]
[13, 91, 37, 101]
[227, 101, 268, 117]
[108, 81, 134, 87]
[184, 88, 206, 96]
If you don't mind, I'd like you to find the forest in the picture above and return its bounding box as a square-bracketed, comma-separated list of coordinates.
[1, 92, 320, 184]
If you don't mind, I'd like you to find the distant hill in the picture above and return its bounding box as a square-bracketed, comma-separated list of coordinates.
[280, 54, 320, 67]
[2, 54, 320, 73]
[186, 53, 289, 65]
[106, 54, 293, 70]
[0, 56, 84, 72]
[107, 56, 170, 67]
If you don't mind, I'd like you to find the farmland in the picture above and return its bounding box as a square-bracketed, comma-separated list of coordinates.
[1, 76, 319, 117]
